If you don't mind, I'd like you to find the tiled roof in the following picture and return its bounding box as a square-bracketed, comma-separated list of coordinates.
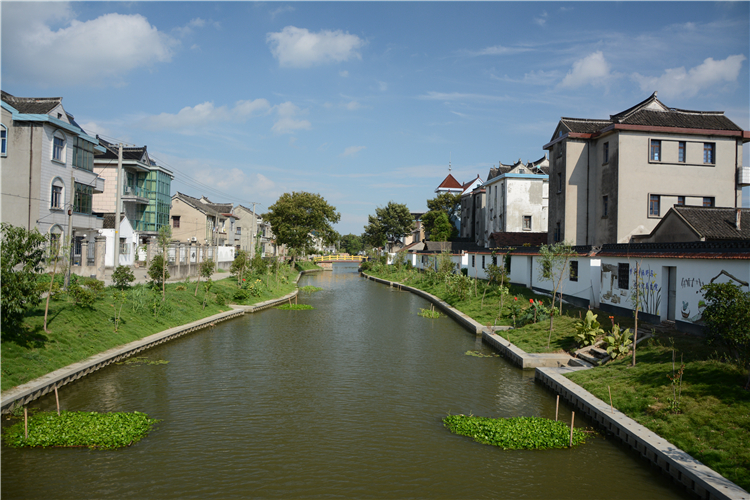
[672, 207, 750, 240]
[488, 232, 548, 248]
[560, 118, 612, 134]
[96, 138, 149, 162]
[436, 173, 463, 190]
[419, 240, 488, 254]
[1, 90, 62, 115]
[175, 193, 235, 218]
[101, 213, 126, 229]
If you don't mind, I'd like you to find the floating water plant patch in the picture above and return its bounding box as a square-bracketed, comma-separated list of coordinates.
[465, 350, 499, 358]
[300, 286, 323, 293]
[418, 305, 441, 318]
[443, 414, 587, 450]
[276, 304, 314, 310]
[116, 357, 169, 366]
[3, 411, 160, 449]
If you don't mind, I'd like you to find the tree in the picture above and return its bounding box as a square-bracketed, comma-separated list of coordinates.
[537, 241, 574, 347]
[700, 282, 750, 389]
[421, 211, 454, 241]
[199, 259, 216, 310]
[263, 192, 341, 266]
[230, 250, 250, 286]
[426, 192, 461, 224]
[1, 223, 47, 339]
[363, 201, 414, 252]
[340, 233, 363, 255]
[111, 265, 135, 290]
[156, 225, 172, 301]
[148, 255, 170, 291]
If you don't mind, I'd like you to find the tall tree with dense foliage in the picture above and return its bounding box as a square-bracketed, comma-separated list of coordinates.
[362, 201, 414, 252]
[263, 192, 341, 265]
[700, 282, 750, 389]
[421, 211, 455, 241]
[1, 223, 48, 339]
[426, 192, 461, 224]
[340, 233, 363, 255]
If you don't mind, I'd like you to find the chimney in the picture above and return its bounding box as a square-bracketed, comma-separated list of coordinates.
[736, 208, 741, 231]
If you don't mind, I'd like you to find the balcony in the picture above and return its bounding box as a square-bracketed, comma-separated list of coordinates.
[739, 166, 750, 187]
[122, 185, 150, 204]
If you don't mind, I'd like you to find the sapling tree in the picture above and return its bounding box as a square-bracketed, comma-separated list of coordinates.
[231, 250, 250, 286]
[156, 226, 172, 302]
[200, 259, 216, 310]
[537, 242, 574, 347]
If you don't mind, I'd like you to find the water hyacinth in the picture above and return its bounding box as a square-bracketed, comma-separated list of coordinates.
[443, 414, 587, 450]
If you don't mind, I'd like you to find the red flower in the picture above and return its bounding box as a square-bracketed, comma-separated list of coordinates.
[529, 299, 534, 304]
[243, 279, 246, 281]
[514, 297, 518, 301]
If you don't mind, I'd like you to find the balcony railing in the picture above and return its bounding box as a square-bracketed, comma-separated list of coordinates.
[123, 185, 148, 198]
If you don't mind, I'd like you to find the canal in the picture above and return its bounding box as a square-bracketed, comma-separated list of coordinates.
[2, 264, 685, 499]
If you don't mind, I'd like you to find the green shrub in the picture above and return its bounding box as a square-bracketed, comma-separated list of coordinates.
[215, 292, 227, 306]
[233, 288, 250, 301]
[111, 265, 135, 290]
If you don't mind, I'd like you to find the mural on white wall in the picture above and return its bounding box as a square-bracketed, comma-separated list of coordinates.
[682, 270, 750, 324]
[632, 265, 661, 316]
[600, 263, 625, 305]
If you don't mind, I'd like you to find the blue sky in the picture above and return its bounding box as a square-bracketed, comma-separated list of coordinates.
[3, 1, 749, 235]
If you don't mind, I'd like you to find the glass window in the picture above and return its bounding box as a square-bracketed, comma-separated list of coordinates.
[53, 136, 65, 162]
[703, 143, 715, 164]
[51, 184, 62, 209]
[1, 124, 6, 156]
[676, 196, 685, 206]
[602, 195, 608, 217]
[481, 255, 485, 269]
[523, 215, 532, 230]
[73, 183, 93, 214]
[650, 140, 661, 161]
[603, 142, 609, 164]
[172, 216, 180, 228]
[471, 255, 475, 267]
[554, 222, 561, 242]
[570, 261, 578, 282]
[618, 263, 629, 289]
[678, 142, 686, 163]
[703, 197, 714, 207]
[649, 195, 660, 216]
[557, 172, 562, 193]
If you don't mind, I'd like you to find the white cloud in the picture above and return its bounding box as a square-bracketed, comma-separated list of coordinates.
[459, 45, 533, 57]
[143, 99, 271, 131]
[173, 18, 206, 37]
[378, 81, 388, 92]
[534, 11, 548, 27]
[559, 51, 611, 89]
[1, 3, 177, 86]
[419, 91, 510, 102]
[266, 26, 364, 68]
[272, 101, 311, 134]
[78, 121, 110, 138]
[270, 6, 295, 20]
[493, 69, 560, 86]
[340, 146, 365, 157]
[340, 70, 349, 77]
[632, 54, 746, 99]
[345, 101, 362, 111]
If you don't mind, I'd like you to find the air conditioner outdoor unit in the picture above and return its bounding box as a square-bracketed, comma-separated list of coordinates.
[191, 237, 197, 242]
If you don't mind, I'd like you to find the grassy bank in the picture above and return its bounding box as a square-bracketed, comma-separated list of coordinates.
[364, 264, 633, 353]
[295, 261, 324, 272]
[1, 267, 299, 392]
[365, 263, 750, 491]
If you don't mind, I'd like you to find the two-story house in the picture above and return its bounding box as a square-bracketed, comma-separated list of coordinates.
[1, 91, 105, 261]
[544, 92, 749, 246]
[170, 193, 238, 247]
[93, 138, 174, 246]
[483, 156, 549, 247]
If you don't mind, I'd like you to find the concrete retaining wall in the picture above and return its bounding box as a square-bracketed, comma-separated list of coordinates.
[483, 331, 588, 369]
[536, 367, 749, 500]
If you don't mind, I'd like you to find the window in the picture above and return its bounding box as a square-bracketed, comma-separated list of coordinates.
[492, 255, 497, 266]
[1, 124, 6, 156]
[51, 182, 63, 209]
[471, 255, 475, 267]
[557, 172, 562, 193]
[676, 196, 685, 206]
[172, 216, 180, 228]
[703, 197, 714, 207]
[649, 195, 660, 217]
[678, 142, 686, 163]
[522, 215, 532, 231]
[703, 143, 715, 164]
[53, 135, 65, 162]
[505, 255, 511, 274]
[236, 226, 241, 235]
[602, 195, 608, 217]
[603, 142, 609, 164]
[569, 261, 578, 282]
[650, 139, 661, 161]
[73, 183, 93, 214]
[618, 263, 629, 289]
[72, 137, 94, 171]
[554, 222, 561, 242]
[481, 255, 485, 269]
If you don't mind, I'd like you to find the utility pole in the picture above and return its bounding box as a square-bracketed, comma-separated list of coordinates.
[249, 201, 258, 258]
[64, 173, 75, 288]
[114, 143, 123, 269]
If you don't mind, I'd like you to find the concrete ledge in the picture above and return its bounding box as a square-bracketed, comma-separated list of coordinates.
[536, 367, 750, 500]
[362, 273, 483, 334]
[483, 331, 588, 369]
[1, 286, 302, 415]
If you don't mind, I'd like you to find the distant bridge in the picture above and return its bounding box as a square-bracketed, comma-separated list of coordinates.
[312, 255, 369, 264]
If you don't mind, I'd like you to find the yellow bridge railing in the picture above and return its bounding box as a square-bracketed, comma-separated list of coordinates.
[312, 255, 367, 263]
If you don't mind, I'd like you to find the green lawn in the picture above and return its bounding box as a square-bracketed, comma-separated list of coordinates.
[1, 267, 299, 392]
[366, 263, 750, 491]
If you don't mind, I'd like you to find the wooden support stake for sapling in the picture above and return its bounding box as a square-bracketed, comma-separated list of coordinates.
[569, 411, 575, 447]
[556, 395, 560, 421]
[608, 385, 613, 414]
[55, 386, 60, 416]
[24, 407, 28, 440]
